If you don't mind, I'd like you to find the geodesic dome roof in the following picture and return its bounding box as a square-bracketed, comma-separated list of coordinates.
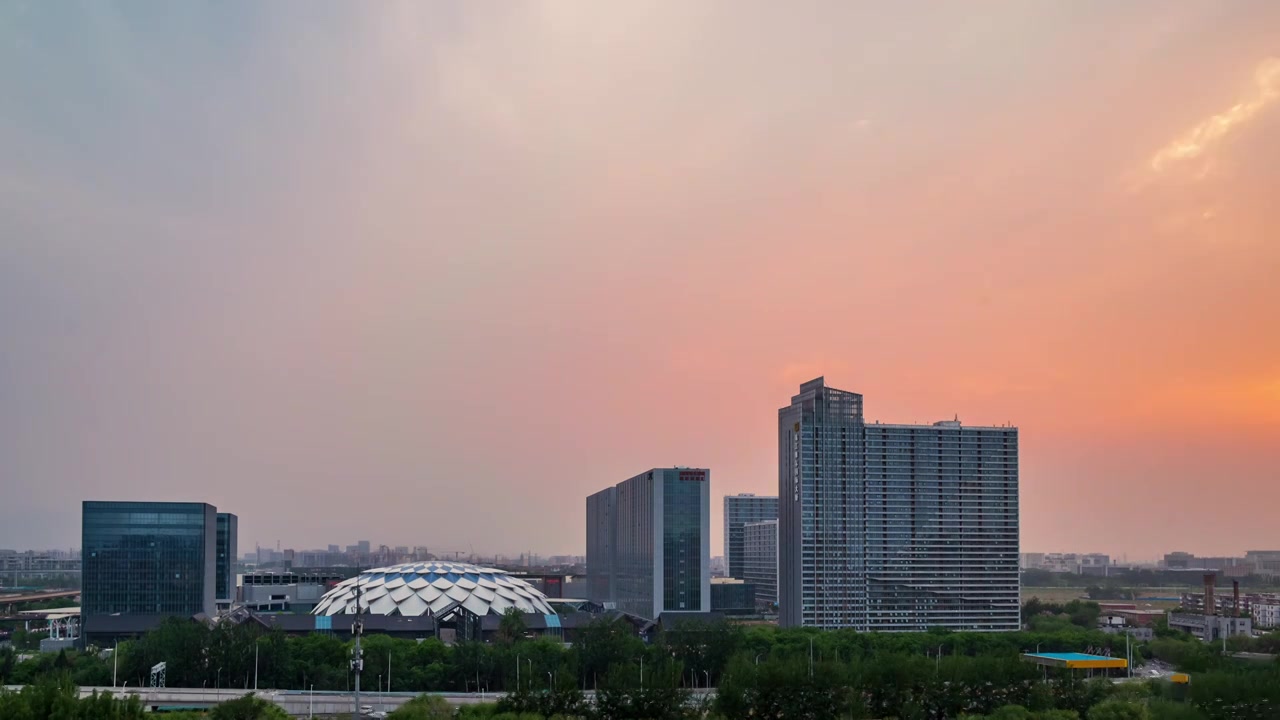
[311, 562, 554, 619]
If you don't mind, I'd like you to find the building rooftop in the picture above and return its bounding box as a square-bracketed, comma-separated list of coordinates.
[1021, 652, 1127, 669]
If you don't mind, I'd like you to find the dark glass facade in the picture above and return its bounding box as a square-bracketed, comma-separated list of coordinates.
[662, 470, 705, 612]
[215, 513, 238, 603]
[82, 501, 217, 619]
[586, 468, 710, 619]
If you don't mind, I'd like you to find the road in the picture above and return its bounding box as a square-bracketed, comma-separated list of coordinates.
[4, 685, 718, 716]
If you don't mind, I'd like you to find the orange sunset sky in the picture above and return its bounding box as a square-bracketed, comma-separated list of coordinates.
[1, 2, 1277, 560]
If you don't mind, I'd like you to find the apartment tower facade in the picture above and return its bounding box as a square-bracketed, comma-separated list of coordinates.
[779, 378, 1019, 631]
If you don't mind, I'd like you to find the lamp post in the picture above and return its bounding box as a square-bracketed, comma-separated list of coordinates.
[253, 640, 259, 691]
[547, 671, 553, 692]
[755, 653, 763, 666]
[351, 581, 365, 720]
[702, 670, 710, 690]
[112, 639, 119, 688]
[309, 684, 314, 719]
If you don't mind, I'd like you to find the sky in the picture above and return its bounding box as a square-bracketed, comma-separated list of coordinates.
[1, 1, 1278, 562]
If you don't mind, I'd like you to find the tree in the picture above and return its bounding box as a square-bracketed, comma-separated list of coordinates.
[209, 692, 289, 720]
[390, 694, 455, 719]
[497, 608, 528, 644]
[572, 617, 644, 689]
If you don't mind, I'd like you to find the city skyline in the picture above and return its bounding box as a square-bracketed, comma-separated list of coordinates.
[3, 3, 1279, 560]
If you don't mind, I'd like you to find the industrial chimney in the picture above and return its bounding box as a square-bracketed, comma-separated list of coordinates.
[1204, 573, 1216, 617]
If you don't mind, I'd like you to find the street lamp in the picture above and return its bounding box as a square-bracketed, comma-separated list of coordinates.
[702, 670, 710, 690]
[755, 653, 763, 666]
[547, 671, 553, 692]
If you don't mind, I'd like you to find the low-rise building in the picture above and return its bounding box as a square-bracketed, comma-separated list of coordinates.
[240, 569, 355, 613]
[710, 578, 757, 616]
[1252, 601, 1280, 629]
[1167, 612, 1252, 642]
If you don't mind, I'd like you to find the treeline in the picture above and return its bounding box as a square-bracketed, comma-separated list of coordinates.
[5, 615, 1134, 693]
[1021, 568, 1280, 593]
[4, 613, 1279, 719]
[0, 680, 288, 720]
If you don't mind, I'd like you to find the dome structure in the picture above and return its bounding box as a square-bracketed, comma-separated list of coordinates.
[311, 562, 554, 619]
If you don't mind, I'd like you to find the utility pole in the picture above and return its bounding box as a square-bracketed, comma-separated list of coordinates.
[351, 581, 364, 720]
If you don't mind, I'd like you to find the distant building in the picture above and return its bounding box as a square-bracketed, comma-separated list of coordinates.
[82, 501, 220, 640]
[1167, 612, 1252, 642]
[1253, 600, 1280, 629]
[742, 519, 778, 607]
[216, 513, 238, 607]
[584, 468, 711, 619]
[778, 378, 1019, 631]
[710, 578, 757, 615]
[585, 486, 617, 605]
[240, 569, 354, 612]
[1246, 550, 1280, 577]
[723, 494, 777, 580]
[0, 550, 81, 579]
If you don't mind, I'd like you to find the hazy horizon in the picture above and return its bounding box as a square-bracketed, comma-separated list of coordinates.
[3, 2, 1278, 561]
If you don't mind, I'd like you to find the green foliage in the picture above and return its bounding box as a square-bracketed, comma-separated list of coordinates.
[1147, 700, 1207, 720]
[208, 692, 289, 720]
[497, 608, 528, 644]
[0, 678, 147, 719]
[1087, 699, 1150, 720]
[5, 613, 1280, 720]
[390, 694, 455, 719]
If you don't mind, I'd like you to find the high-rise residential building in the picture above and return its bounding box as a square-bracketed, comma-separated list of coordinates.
[215, 513, 238, 605]
[779, 378, 1019, 631]
[82, 501, 218, 637]
[743, 519, 778, 606]
[723, 494, 778, 580]
[357, 540, 371, 554]
[585, 468, 711, 619]
[585, 486, 617, 604]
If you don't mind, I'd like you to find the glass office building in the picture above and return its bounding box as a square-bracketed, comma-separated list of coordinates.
[585, 468, 711, 619]
[723, 494, 777, 580]
[742, 519, 778, 606]
[779, 378, 1019, 631]
[82, 501, 217, 621]
[215, 512, 238, 605]
[585, 487, 617, 605]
